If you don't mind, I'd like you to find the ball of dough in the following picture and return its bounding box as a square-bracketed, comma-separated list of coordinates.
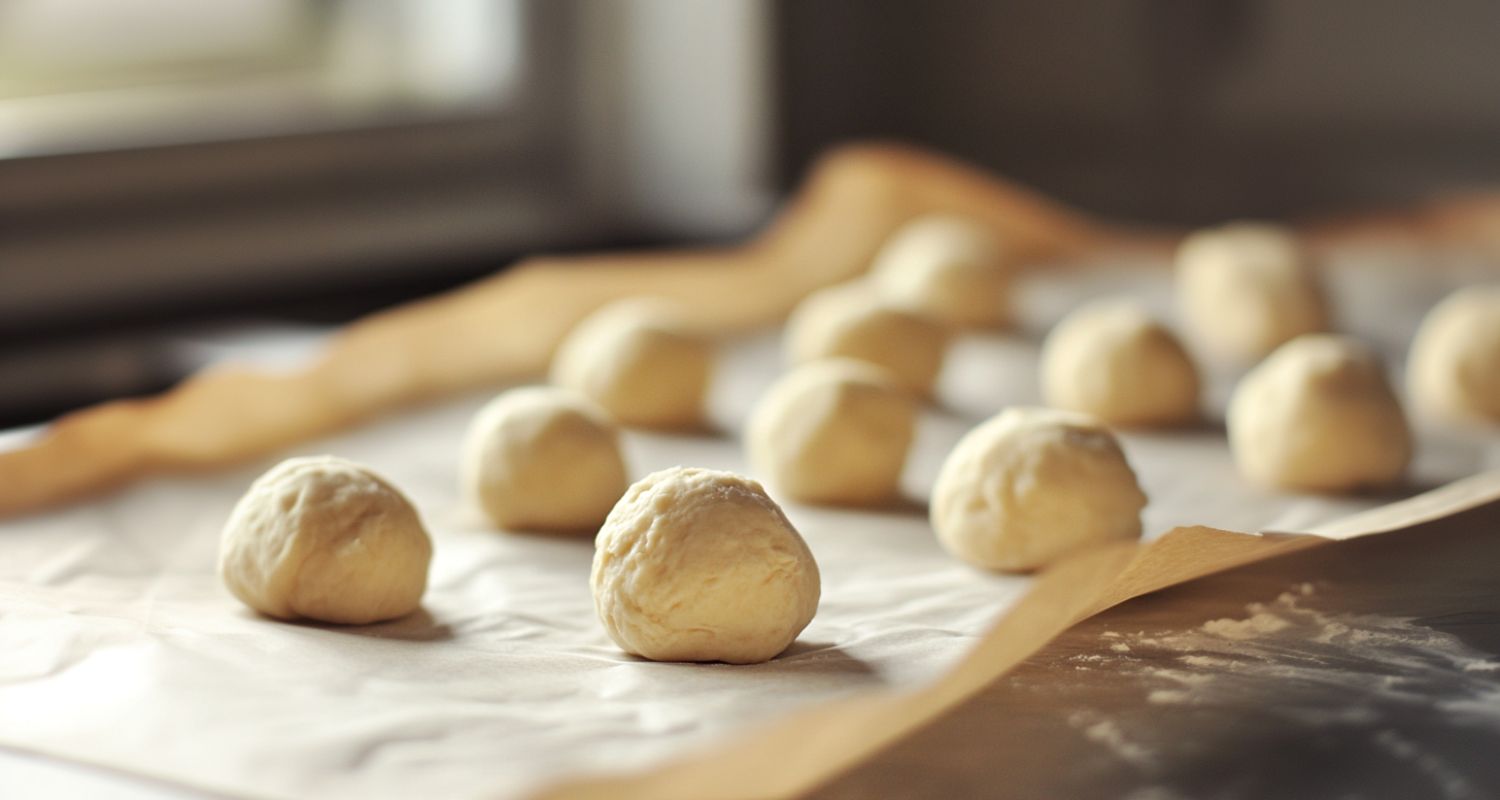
[871, 214, 1013, 328]
[1040, 300, 1200, 427]
[460, 386, 629, 532]
[1407, 285, 1500, 425]
[219, 456, 432, 624]
[930, 407, 1146, 572]
[591, 467, 820, 663]
[1228, 334, 1411, 491]
[550, 299, 713, 429]
[746, 359, 917, 506]
[784, 282, 948, 395]
[1176, 222, 1329, 362]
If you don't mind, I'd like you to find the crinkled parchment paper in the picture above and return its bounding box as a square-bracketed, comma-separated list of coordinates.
[1, 145, 1498, 799]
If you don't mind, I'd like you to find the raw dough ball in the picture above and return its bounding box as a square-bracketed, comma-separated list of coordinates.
[550, 299, 713, 429]
[460, 386, 628, 532]
[1407, 285, 1500, 424]
[1176, 222, 1329, 362]
[784, 282, 948, 395]
[219, 456, 432, 624]
[591, 467, 820, 663]
[1040, 300, 1200, 427]
[746, 359, 917, 505]
[930, 407, 1146, 572]
[1228, 334, 1411, 491]
[871, 214, 1013, 328]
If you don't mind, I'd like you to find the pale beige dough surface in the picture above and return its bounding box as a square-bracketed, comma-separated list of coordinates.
[1228, 334, 1412, 492]
[871, 214, 1014, 328]
[460, 386, 627, 532]
[784, 281, 948, 395]
[745, 358, 917, 505]
[930, 407, 1148, 572]
[219, 455, 432, 625]
[1176, 222, 1329, 363]
[1407, 284, 1500, 425]
[550, 299, 713, 430]
[1040, 299, 1200, 427]
[591, 467, 820, 664]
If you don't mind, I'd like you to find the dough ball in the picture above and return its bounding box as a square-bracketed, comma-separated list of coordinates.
[871, 214, 1013, 328]
[1407, 285, 1500, 425]
[784, 282, 948, 395]
[746, 359, 917, 506]
[1176, 222, 1329, 362]
[550, 299, 713, 429]
[930, 408, 1146, 572]
[591, 467, 820, 663]
[1041, 300, 1200, 427]
[1228, 334, 1411, 491]
[219, 456, 432, 624]
[460, 386, 629, 532]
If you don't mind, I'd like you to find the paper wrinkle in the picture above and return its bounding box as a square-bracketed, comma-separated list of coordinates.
[0, 256, 1497, 799]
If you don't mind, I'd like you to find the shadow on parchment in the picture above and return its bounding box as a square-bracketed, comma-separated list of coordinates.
[284, 608, 457, 643]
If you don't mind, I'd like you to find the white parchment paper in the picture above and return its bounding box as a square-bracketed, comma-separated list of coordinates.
[1, 251, 1496, 799]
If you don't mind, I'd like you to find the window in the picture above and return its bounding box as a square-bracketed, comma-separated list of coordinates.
[0, 0, 524, 156]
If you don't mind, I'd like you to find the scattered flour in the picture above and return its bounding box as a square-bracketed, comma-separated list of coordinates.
[1146, 689, 1192, 705]
[1176, 654, 1238, 669]
[1068, 583, 1500, 797]
[1069, 712, 1157, 769]
[1200, 612, 1290, 641]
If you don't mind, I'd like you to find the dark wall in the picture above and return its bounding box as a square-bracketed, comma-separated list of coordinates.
[775, 0, 1500, 225]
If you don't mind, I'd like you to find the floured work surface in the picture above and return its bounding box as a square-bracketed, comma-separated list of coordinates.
[1, 251, 1498, 799]
[813, 497, 1500, 800]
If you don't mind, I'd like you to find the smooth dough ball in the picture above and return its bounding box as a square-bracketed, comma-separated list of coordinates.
[591, 467, 820, 663]
[746, 359, 917, 506]
[1176, 222, 1329, 362]
[550, 299, 713, 429]
[930, 407, 1146, 572]
[1228, 334, 1411, 491]
[784, 282, 948, 395]
[1407, 285, 1500, 424]
[1041, 300, 1200, 427]
[871, 214, 1013, 328]
[219, 456, 432, 624]
[460, 386, 628, 532]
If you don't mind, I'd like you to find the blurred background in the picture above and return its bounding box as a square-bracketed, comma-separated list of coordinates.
[3, 0, 1499, 427]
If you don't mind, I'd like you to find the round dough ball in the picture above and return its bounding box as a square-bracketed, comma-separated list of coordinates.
[591, 467, 820, 663]
[930, 407, 1146, 572]
[1407, 285, 1500, 425]
[871, 214, 1013, 328]
[1228, 334, 1411, 491]
[460, 386, 629, 532]
[1040, 300, 1200, 427]
[219, 456, 432, 624]
[550, 299, 713, 429]
[784, 282, 948, 395]
[746, 359, 917, 506]
[1176, 222, 1329, 362]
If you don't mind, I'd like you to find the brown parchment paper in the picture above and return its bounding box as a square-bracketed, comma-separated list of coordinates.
[2, 143, 1499, 800]
[542, 472, 1500, 800]
[4, 142, 1498, 519]
[0, 144, 1126, 518]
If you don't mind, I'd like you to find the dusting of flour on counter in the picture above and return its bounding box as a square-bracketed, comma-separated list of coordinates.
[1060, 583, 1500, 798]
[1199, 611, 1289, 640]
[1088, 584, 1500, 711]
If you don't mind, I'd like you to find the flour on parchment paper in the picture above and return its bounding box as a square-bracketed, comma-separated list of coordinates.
[1064, 585, 1500, 799]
